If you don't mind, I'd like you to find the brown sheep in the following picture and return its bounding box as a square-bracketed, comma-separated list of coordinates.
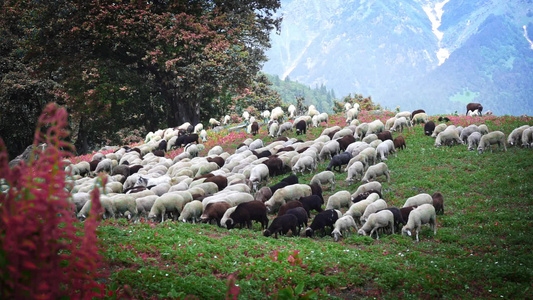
[251, 121, 259, 135]
[393, 135, 406, 150]
[205, 175, 228, 191]
[411, 109, 425, 120]
[278, 201, 304, 217]
[377, 131, 393, 141]
[201, 202, 231, 227]
[206, 156, 225, 168]
[466, 103, 483, 115]
[337, 135, 356, 151]
[432, 192, 444, 215]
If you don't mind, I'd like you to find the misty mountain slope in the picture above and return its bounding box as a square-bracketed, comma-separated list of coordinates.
[263, 0, 533, 115]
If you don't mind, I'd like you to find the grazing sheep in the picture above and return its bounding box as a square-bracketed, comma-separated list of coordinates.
[351, 182, 382, 201]
[411, 113, 428, 126]
[508, 125, 530, 146]
[292, 155, 317, 175]
[269, 122, 279, 137]
[285, 207, 309, 235]
[325, 191, 352, 210]
[431, 124, 447, 138]
[478, 131, 507, 154]
[135, 195, 158, 218]
[393, 136, 406, 151]
[209, 118, 221, 127]
[385, 117, 397, 131]
[467, 132, 482, 151]
[424, 121, 436, 136]
[351, 191, 381, 203]
[344, 199, 374, 226]
[358, 210, 394, 239]
[220, 206, 238, 228]
[434, 127, 462, 147]
[319, 140, 340, 161]
[401, 204, 437, 242]
[310, 171, 336, 191]
[376, 140, 396, 161]
[478, 124, 489, 135]
[362, 134, 378, 144]
[367, 120, 385, 135]
[278, 201, 304, 216]
[345, 161, 365, 183]
[178, 200, 203, 223]
[390, 117, 409, 132]
[431, 192, 444, 215]
[277, 122, 293, 136]
[377, 131, 393, 142]
[249, 164, 269, 192]
[201, 202, 231, 226]
[226, 201, 269, 230]
[327, 151, 352, 172]
[403, 193, 433, 207]
[264, 184, 312, 212]
[148, 193, 190, 222]
[522, 127, 533, 148]
[295, 120, 307, 135]
[305, 209, 340, 237]
[361, 162, 390, 183]
[360, 199, 388, 223]
[298, 195, 324, 217]
[332, 215, 358, 242]
[355, 123, 369, 139]
[95, 158, 114, 174]
[264, 214, 298, 238]
[376, 207, 404, 232]
[346, 107, 359, 123]
[337, 135, 356, 152]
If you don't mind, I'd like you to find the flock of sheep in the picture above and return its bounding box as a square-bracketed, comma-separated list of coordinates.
[64, 102, 529, 243]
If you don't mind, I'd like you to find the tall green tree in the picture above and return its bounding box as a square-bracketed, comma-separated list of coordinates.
[1, 0, 281, 155]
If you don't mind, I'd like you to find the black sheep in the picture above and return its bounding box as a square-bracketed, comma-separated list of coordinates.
[305, 209, 339, 237]
[411, 109, 426, 120]
[255, 150, 272, 159]
[299, 195, 324, 218]
[281, 174, 299, 185]
[295, 120, 307, 135]
[337, 135, 356, 152]
[400, 206, 417, 226]
[327, 151, 352, 172]
[285, 207, 308, 235]
[309, 182, 323, 202]
[158, 139, 167, 151]
[263, 214, 298, 238]
[263, 156, 284, 177]
[226, 201, 269, 230]
[269, 181, 289, 195]
[424, 121, 436, 136]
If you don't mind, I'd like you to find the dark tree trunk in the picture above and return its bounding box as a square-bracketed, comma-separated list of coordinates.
[166, 93, 200, 127]
[75, 116, 89, 155]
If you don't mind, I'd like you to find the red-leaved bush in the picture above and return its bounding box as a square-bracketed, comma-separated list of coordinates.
[0, 103, 105, 299]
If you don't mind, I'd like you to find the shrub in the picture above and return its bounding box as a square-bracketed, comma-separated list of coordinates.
[0, 103, 105, 299]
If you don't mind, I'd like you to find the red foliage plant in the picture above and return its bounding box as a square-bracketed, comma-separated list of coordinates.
[0, 103, 105, 299]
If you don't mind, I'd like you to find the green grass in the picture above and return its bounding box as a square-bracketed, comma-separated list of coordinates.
[97, 112, 533, 299]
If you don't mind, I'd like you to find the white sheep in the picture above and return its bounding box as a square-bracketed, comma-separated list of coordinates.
[223, 115, 231, 125]
[376, 140, 396, 161]
[310, 171, 336, 191]
[478, 131, 507, 154]
[200, 130, 208, 142]
[321, 126, 341, 137]
[242, 111, 250, 122]
[411, 113, 428, 126]
[208, 145, 224, 156]
[390, 117, 409, 132]
[355, 123, 369, 138]
[434, 128, 462, 147]
[351, 182, 382, 201]
[264, 184, 312, 212]
[362, 134, 378, 144]
[431, 124, 447, 138]
[346, 107, 359, 123]
[344, 103, 352, 111]
[220, 206, 237, 228]
[343, 199, 374, 225]
[249, 164, 269, 192]
[360, 199, 387, 223]
[467, 132, 482, 151]
[366, 120, 385, 135]
[269, 122, 279, 137]
[135, 195, 158, 217]
[209, 118, 221, 127]
[345, 161, 365, 183]
[522, 127, 533, 148]
[358, 210, 394, 239]
[331, 215, 358, 242]
[178, 200, 204, 223]
[318, 140, 340, 161]
[478, 124, 489, 135]
[288, 104, 296, 118]
[459, 124, 480, 143]
[403, 193, 433, 207]
[385, 117, 397, 130]
[507, 125, 530, 146]
[394, 111, 411, 121]
[291, 155, 316, 174]
[277, 122, 293, 136]
[109, 194, 139, 221]
[325, 191, 351, 210]
[401, 204, 436, 242]
[331, 128, 353, 140]
[361, 162, 390, 183]
[270, 107, 284, 121]
[148, 193, 190, 222]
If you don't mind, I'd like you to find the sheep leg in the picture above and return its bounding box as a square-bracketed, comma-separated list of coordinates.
[385, 171, 390, 183]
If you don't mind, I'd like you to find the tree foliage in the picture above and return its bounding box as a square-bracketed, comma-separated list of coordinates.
[0, 0, 281, 156]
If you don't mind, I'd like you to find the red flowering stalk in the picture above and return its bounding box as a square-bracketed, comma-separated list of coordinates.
[0, 103, 105, 299]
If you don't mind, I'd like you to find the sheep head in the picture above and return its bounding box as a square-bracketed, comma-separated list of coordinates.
[401, 226, 412, 237]
[305, 227, 314, 237]
[332, 230, 342, 242]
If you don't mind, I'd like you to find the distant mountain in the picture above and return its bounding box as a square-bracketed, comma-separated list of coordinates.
[263, 0, 533, 115]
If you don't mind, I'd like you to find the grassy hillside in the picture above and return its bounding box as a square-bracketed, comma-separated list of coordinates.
[97, 111, 533, 299]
